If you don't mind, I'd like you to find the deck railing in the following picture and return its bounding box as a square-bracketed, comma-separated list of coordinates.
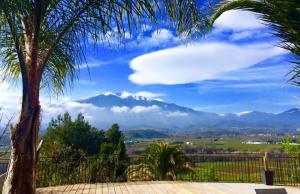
[34, 153, 300, 187]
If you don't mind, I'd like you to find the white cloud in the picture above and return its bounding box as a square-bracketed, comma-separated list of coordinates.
[78, 79, 98, 86]
[141, 24, 152, 31]
[110, 104, 161, 114]
[0, 81, 22, 110]
[229, 30, 271, 41]
[198, 82, 283, 90]
[42, 101, 106, 124]
[88, 27, 132, 46]
[131, 105, 159, 113]
[217, 57, 290, 82]
[128, 28, 179, 49]
[148, 29, 178, 45]
[166, 111, 188, 117]
[110, 106, 130, 113]
[40, 100, 196, 130]
[236, 111, 253, 117]
[119, 91, 163, 100]
[79, 63, 101, 69]
[129, 42, 286, 85]
[78, 58, 108, 69]
[214, 10, 267, 30]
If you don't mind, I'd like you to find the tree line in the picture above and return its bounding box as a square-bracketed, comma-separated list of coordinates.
[38, 113, 191, 186]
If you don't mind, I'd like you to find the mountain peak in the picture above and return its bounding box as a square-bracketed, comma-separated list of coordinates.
[78, 92, 195, 113]
[281, 107, 300, 114]
[235, 111, 254, 117]
[76, 93, 300, 130]
[102, 91, 155, 101]
[119, 91, 148, 101]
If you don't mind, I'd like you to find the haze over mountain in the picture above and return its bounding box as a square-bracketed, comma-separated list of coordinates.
[63, 92, 300, 131]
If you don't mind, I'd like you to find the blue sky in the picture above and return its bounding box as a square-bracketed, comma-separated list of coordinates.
[0, 9, 299, 115]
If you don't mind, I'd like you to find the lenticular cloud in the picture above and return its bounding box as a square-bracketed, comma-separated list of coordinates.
[129, 42, 286, 85]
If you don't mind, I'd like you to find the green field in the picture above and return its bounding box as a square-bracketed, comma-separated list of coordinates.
[126, 137, 284, 154]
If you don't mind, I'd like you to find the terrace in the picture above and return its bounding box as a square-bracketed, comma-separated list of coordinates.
[30, 153, 300, 193]
[36, 182, 300, 194]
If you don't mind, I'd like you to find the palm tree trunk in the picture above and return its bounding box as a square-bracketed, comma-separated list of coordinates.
[2, 78, 41, 194]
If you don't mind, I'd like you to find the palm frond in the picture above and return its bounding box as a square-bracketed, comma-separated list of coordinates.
[0, 0, 207, 94]
[210, 0, 300, 85]
[136, 142, 193, 180]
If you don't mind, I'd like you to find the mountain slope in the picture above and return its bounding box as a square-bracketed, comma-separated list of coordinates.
[71, 93, 300, 130]
[78, 92, 197, 113]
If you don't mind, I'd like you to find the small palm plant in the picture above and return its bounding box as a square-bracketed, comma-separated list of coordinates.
[128, 142, 193, 181]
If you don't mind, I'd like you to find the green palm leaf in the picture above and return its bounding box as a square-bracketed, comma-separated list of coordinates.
[0, 0, 206, 93]
[210, 0, 300, 85]
[132, 142, 192, 181]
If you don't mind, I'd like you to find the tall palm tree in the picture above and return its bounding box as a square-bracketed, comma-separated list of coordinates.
[210, 0, 300, 84]
[0, 1, 204, 193]
[130, 142, 192, 181]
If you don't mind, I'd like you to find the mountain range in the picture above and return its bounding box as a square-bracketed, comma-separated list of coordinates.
[75, 92, 300, 132]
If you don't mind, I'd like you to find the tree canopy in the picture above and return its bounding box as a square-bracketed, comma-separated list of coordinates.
[41, 112, 105, 158]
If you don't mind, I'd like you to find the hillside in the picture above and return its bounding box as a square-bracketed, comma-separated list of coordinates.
[35, 92, 300, 132]
[123, 129, 169, 139]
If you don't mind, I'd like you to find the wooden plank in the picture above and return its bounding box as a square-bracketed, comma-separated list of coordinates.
[37, 182, 300, 194]
[165, 181, 186, 194]
[75, 184, 86, 194]
[195, 182, 230, 194]
[52, 185, 67, 193]
[123, 182, 139, 194]
[68, 184, 80, 194]
[89, 183, 97, 194]
[66, 185, 76, 194]
[144, 181, 157, 194]
[95, 183, 102, 194]
[137, 181, 157, 194]
[119, 182, 130, 194]
[101, 182, 109, 194]
[149, 181, 178, 194]
[132, 182, 147, 194]
[107, 183, 116, 194]
[82, 183, 91, 194]
[112, 183, 123, 194]
[64, 184, 75, 193]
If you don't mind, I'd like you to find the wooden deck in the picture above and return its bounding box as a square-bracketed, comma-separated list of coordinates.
[37, 181, 300, 194]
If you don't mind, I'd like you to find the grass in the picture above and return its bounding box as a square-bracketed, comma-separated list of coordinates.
[127, 138, 283, 154]
[195, 139, 282, 153]
[178, 161, 263, 183]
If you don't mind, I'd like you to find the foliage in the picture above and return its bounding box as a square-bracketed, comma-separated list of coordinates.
[282, 136, 300, 156]
[39, 117, 129, 186]
[210, 0, 300, 85]
[0, 0, 206, 94]
[128, 142, 193, 181]
[99, 123, 129, 181]
[123, 129, 169, 139]
[41, 112, 105, 158]
[206, 167, 218, 181]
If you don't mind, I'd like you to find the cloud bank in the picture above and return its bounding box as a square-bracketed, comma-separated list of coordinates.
[41, 100, 191, 130]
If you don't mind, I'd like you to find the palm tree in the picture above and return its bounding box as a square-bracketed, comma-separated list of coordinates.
[210, 0, 300, 84]
[0, 1, 204, 193]
[129, 142, 192, 181]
